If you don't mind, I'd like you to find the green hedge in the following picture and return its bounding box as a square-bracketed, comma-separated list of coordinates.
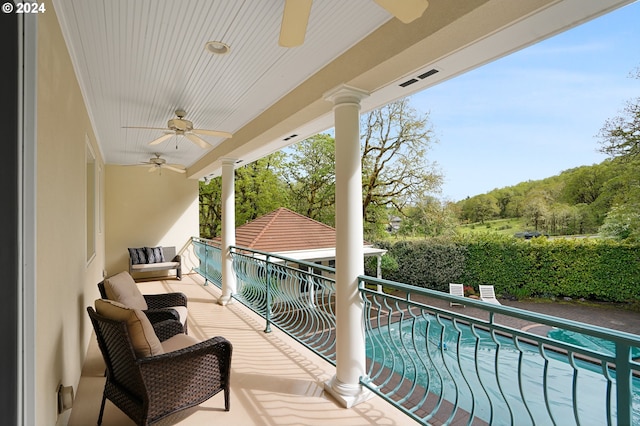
[370, 235, 640, 303]
[366, 239, 467, 292]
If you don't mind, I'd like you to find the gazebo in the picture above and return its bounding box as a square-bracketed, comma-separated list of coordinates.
[225, 207, 387, 277]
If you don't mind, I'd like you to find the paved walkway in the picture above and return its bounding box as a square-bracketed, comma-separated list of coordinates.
[407, 292, 640, 338]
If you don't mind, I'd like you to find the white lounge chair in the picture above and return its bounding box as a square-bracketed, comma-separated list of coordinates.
[449, 283, 465, 307]
[479, 285, 501, 305]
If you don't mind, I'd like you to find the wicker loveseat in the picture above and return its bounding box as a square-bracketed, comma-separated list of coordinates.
[128, 246, 182, 280]
[88, 302, 232, 425]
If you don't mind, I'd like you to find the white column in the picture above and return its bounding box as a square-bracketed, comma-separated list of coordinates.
[323, 85, 372, 408]
[219, 158, 237, 305]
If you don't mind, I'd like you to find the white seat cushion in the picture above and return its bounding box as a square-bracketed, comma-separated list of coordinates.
[95, 299, 163, 358]
[161, 334, 200, 353]
[104, 271, 148, 310]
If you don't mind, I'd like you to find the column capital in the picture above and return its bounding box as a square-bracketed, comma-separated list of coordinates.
[221, 158, 238, 166]
[324, 84, 369, 105]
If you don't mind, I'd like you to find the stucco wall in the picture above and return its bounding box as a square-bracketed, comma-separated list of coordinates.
[105, 165, 199, 277]
[36, 1, 105, 424]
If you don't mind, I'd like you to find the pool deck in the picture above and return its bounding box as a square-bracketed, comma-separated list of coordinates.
[409, 292, 640, 338]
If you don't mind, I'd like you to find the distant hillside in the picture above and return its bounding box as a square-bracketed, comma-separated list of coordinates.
[454, 158, 639, 236]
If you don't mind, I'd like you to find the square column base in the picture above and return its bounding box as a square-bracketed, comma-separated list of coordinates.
[217, 295, 235, 306]
[323, 376, 374, 408]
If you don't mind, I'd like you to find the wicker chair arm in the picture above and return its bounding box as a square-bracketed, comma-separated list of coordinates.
[151, 319, 184, 341]
[144, 292, 187, 309]
[144, 308, 180, 324]
[139, 336, 231, 366]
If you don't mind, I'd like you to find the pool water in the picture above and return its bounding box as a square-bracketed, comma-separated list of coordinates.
[366, 315, 640, 426]
[547, 327, 640, 358]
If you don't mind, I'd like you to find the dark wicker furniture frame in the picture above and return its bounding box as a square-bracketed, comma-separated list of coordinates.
[87, 307, 232, 425]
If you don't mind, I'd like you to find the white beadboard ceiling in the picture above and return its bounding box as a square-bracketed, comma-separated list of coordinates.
[51, 0, 634, 179]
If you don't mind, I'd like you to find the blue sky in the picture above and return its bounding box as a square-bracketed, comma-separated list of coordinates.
[411, 1, 640, 202]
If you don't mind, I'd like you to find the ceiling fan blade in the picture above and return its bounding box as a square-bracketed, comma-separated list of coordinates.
[373, 0, 429, 23]
[192, 128, 233, 139]
[185, 133, 212, 149]
[164, 165, 186, 173]
[279, 0, 312, 47]
[148, 133, 175, 146]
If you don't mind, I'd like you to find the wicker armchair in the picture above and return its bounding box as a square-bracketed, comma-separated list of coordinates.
[98, 279, 189, 334]
[87, 306, 232, 425]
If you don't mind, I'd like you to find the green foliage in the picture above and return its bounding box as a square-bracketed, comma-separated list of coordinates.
[456, 158, 636, 236]
[371, 239, 467, 292]
[282, 134, 336, 226]
[361, 99, 442, 238]
[399, 197, 458, 237]
[199, 178, 222, 239]
[235, 154, 289, 226]
[375, 235, 640, 303]
[599, 204, 640, 241]
[364, 249, 399, 277]
[199, 154, 287, 238]
[597, 67, 640, 159]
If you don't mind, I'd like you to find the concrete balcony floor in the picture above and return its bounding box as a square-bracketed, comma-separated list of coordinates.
[69, 274, 416, 426]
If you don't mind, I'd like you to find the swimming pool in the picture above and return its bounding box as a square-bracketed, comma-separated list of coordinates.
[548, 327, 640, 358]
[366, 315, 640, 425]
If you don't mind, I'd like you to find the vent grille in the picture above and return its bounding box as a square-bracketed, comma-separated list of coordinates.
[283, 134, 298, 141]
[399, 68, 440, 88]
[399, 78, 419, 88]
[417, 69, 439, 79]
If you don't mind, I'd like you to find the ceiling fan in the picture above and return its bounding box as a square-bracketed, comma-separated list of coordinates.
[123, 109, 233, 149]
[279, 0, 430, 47]
[140, 153, 186, 174]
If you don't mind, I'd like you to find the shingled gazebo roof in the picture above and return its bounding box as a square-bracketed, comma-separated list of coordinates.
[226, 207, 386, 262]
[236, 208, 337, 252]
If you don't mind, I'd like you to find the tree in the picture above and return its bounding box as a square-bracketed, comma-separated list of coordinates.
[282, 134, 336, 226]
[599, 204, 640, 241]
[199, 153, 287, 238]
[522, 191, 551, 231]
[399, 197, 458, 237]
[596, 67, 640, 239]
[361, 98, 442, 237]
[235, 154, 288, 226]
[199, 178, 222, 238]
[459, 194, 500, 224]
[598, 68, 640, 159]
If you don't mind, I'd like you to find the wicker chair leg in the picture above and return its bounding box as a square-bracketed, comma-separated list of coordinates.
[97, 392, 107, 425]
[224, 387, 230, 411]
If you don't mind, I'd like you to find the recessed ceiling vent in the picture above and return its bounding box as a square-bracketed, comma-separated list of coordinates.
[399, 78, 419, 88]
[417, 69, 439, 79]
[283, 134, 298, 141]
[399, 68, 440, 88]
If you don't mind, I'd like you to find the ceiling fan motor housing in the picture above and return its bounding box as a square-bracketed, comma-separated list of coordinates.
[167, 118, 192, 132]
